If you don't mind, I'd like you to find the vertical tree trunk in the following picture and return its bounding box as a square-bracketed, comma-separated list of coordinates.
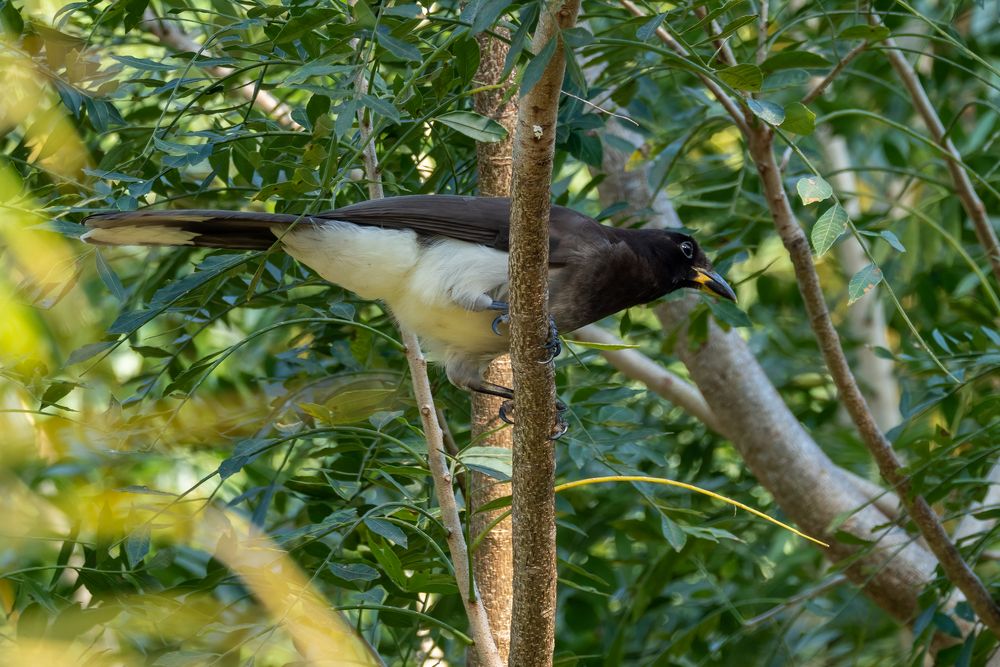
[507, 2, 580, 664]
[468, 27, 518, 667]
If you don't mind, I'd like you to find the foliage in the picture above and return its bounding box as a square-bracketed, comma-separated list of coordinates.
[1, 0, 998, 664]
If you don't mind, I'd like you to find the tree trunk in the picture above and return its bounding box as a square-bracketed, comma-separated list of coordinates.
[468, 27, 518, 667]
[507, 2, 580, 664]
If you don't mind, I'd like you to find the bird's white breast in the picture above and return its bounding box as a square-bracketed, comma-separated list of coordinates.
[279, 222, 510, 360]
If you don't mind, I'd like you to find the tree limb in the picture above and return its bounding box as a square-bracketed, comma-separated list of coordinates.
[746, 127, 1000, 637]
[507, 1, 580, 664]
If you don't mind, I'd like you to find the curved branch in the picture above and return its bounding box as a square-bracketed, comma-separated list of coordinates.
[746, 128, 1000, 637]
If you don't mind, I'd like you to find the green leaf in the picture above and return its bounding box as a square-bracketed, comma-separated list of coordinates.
[364, 518, 408, 548]
[110, 55, 176, 72]
[125, 525, 151, 567]
[796, 176, 833, 205]
[351, 0, 376, 27]
[520, 37, 557, 96]
[838, 25, 890, 42]
[760, 51, 832, 74]
[459, 446, 512, 481]
[880, 230, 906, 252]
[1, 0, 24, 36]
[684, 0, 743, 34]
[328, 561, 380, 582]
[468, 0, 511, 35]
[376, 28, 422, 61]
[847, 264, 883, 304]
[811, 204, 848, 256]
[41, 381, 78, 409]
[65, 341, 116, 366]
[781, 102, 815, 135]
[636, 13, 667, 41]
[659, 514, 687, 552]
[95, 250, 126, 302]
[707, 14, 758, 43]
[747, 98, 784, 125]
[717, 64, 762, 92]
[435, 111, 508, 143]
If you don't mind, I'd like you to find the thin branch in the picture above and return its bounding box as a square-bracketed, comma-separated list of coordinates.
[404, 336, 503, 667]
[756, 0, 768, 65]
[801, 41, 870, 106]
[140, 9, 302, 131]
[469, 24, 518, 666]
[780, 41, 870, 171]
[573, 324, 722, 432]
[619, 0, 750, 135]
[693, 5, 737, 68]
[746, 128, 1000, 638]
[353, 49, 502, 667]
[871, 15, 1000, 283]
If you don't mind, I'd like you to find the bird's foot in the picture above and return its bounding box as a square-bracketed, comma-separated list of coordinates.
[541, 316, 561, 364]
[497, 399, 569, 440]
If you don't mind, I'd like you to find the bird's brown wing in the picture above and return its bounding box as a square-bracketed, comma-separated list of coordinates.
[324, 195, 614, 265]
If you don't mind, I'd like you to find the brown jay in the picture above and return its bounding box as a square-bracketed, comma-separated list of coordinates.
[83, 195, 735, 429]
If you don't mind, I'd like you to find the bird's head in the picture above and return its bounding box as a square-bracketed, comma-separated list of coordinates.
[664, 232, 737, 302]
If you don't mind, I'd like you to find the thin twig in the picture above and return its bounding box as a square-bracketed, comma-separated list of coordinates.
[780, 41, 870, 171]
[801, 41, 869, 106]
[619, 0, 750, 135]
[756, 0, 769, 65]
[140, 9, 302, 131]
[693, 5, 737, 68]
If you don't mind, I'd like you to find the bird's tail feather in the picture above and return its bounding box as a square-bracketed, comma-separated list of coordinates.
[82, 210, 328, 250]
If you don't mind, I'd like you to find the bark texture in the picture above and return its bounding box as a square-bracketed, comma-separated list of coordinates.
[507, 2, 580, 664]
[468, 27, 518, 666]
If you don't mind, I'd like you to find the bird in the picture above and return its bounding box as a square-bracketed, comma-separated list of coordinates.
[83, 194, 736, 434]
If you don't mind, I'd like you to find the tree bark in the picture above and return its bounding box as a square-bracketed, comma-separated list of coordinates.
[468, 27, 518, 667]
[507, 2, 580, 665]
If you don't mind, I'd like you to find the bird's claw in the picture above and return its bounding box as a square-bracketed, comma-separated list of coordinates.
[550, 414, 569, 440]
[495, 399, 569, 439]
[541, 317, 562, 364]
[498, 400, 515, 425]
[491, 313, 510, 336]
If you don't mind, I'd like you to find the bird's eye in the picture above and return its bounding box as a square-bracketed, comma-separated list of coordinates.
[680, 241, 694, 259]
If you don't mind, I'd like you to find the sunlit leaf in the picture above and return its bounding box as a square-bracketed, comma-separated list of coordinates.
[811, 204, 848, 256]
[847, 264, 883, 304]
